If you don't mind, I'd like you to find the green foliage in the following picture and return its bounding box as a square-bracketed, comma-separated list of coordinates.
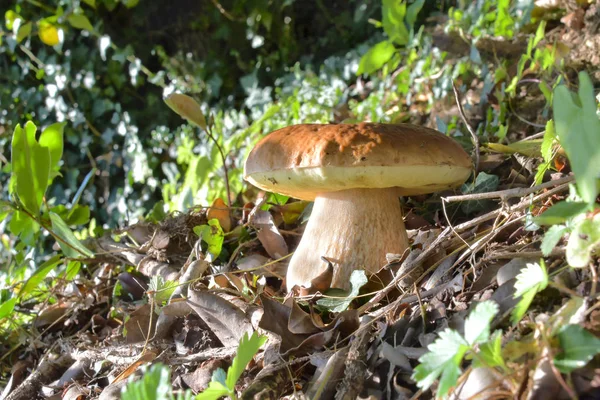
[566, 214, 600, 268]
[412, 301, 499, 398]
[511, 260, 548, 325]
[122, 363, 193, 400]
[193, 219, 225, 262]
[316, 269, 368, 312]
[11, 122, 51, 216]
[553, 72, 600, 207]
[149, 276, 178, 306]
[554, 324, 600, 373]
[196, 331, 267, 400]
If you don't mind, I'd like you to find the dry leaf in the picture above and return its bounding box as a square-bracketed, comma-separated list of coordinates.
[249, 209, 289, 259]
[187, 287, 253, 347]
[207, 198, 231, 232]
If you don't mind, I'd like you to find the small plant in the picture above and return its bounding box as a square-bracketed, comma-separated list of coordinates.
[196, 331, 267, 400]
[122, 363, 193, 400]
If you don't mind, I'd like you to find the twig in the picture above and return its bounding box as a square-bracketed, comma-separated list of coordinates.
[359, 180, 572, 314]
[486, 248, 566, 260]
[442, 175, 574, 203]
[205, 126, 232, 208]
[452, 81, 480, 175]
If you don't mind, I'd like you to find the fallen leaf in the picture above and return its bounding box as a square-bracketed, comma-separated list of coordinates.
[187, 287, 253, 347]
[207, 198, 231, 232]
[249, 210, 289, 259]
[124, 304, 156, 343]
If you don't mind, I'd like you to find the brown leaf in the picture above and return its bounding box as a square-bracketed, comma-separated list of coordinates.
[181, 359, 227, 393]
[124, 304, 156, 343]
[207, 198, 231, 232]
[164, 93, 207, 130]
[112, 351, 157, 384]
[249, 210, 289, 259]
[187, 287, 254, 347]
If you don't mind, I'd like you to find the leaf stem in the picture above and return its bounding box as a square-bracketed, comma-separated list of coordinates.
[205, 126, 232, 208]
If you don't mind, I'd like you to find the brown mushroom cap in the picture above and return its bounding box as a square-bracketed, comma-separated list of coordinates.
[244, 122, 473, 200]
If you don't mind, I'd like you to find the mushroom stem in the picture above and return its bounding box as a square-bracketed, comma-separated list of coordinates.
[286, 187, 409, 291]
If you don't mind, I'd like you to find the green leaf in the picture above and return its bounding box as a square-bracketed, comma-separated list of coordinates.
[554, 324, 600, 373]
[149, 276, 177, 306]
[11, 123, 51, 215]
[533, 201, 589, 225]
[0, 298, 18, 320]
[20, 255, 62, 298]
[357, 40, 396, 75]
[464, 301, 499, 346]
[49, 212, 94, 258]
[225, 331, 267, 390]
[494, 0, 515, 38]
[39, 122, 65, 174]
[412, 329, 468, 397]
[122, 363, 191, 400]
[406, 0, 424, 30]
[566, 213, 600, 268]
[9, 210, 39, 245]
[553, 72, 600, 206]
[195, 382, 230, 400]
[382, 0, 409, 45]
[193, 219, 224, 261]
[67, 14, 95, 32]
[5, 10, 21, 30]
[474, 330, 505, 369]
[164, 93, 207, 130]
[541, 225, 567, 256]
[16, 21, 32, 42]
[511, 261, 548, 324]
[316, 270, 368, 312]
[460, 172, 499, 214]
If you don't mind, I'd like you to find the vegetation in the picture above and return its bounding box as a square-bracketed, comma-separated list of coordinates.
[2, 0, 600, 399]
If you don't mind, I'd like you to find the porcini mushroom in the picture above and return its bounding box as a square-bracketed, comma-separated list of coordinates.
[244, 123, 472, 291]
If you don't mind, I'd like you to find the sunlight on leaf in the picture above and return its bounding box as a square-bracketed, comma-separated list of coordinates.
[511, 260, 548, 324]
[553, 72, 600, 207]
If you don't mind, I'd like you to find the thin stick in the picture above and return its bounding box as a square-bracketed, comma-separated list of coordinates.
[205, 126, 232, 207]
[452, 81, 480, 175]
[359, 181, 571, 314]
[442, 175, 574, 203]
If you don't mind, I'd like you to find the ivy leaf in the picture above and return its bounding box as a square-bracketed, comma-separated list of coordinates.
[566, 213, 600, 268]
[67, 14, 95, 32]
[553, 71, 600, 207]
[412, 329, 468, 397]
[511, 261, 548, 324]
[316, 270, 368, 312]
[464, 301, 499, 346]
[554, 324, 600, 373]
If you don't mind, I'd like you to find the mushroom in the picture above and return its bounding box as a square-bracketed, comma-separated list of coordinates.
[244, 123, 472, 291]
